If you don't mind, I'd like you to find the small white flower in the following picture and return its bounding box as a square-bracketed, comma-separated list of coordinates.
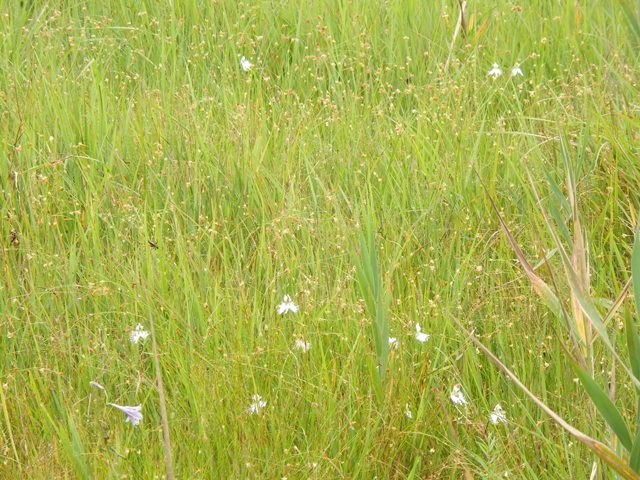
[414, 323, 430, 343]
[240, 56, 252, 72]
[294, 338, 311, 353]
[487, 63, 503, 79]
[405, 403, 413, 419]
[450, 384, 468, 406]
[489, 403, 507, 424]
[277, 294, 299, 315]
[388, 337, 399, 349]
[109, 403, 143, 426]
[247, 394, 267, 415]
[130, 323, 150, 344]
[511, 64, 524, 77]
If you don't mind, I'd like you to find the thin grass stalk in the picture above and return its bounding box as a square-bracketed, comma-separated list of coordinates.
[149, 316, 176, 480]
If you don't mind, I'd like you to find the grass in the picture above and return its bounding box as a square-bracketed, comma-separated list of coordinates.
[1, 0, 639, 478]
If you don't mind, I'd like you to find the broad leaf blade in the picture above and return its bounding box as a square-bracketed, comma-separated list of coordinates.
[573, 363, 633, 451]
[630, 426, 640, 473]
[632, 227, 640, 325]
[625, 313, 640, 385]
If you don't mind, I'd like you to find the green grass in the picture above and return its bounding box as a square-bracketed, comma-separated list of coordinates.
[1, 0, 639, 478]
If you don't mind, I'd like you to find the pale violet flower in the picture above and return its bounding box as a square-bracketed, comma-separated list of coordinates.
[450, 384, 468, 406]
[511, 64, 524, 77]
[240, 56, 252, 72]
[414, 323, 430, 343]
[489, 403, 507, 424]
[130, 323, 150, 344]
[277, 294, 299, 315]
[487, 63, 503, 79]
[109, 403, 143, 426]
[247, 394, 267, 415]
[294, 338, 311, 353]
[405, 403, 413, 419]
[388, 337, 399, 349]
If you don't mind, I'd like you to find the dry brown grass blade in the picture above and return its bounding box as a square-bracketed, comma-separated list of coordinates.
[601, 279, 632, 331]
[444, 0, 467, 72]
[459, 0, 468, 38]
[450, 315, 640, 480]
[476, 172, 562, 317]
[566, 166, 592, 358]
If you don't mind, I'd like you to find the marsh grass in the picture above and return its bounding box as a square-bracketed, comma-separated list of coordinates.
[1, 1, 639, 478]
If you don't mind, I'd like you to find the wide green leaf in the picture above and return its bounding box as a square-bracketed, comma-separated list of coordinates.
[625, 313, 640, 386]
[573, 363, 633, 451]
[630, 426, 640, 473]
[632, 228, 640, 325]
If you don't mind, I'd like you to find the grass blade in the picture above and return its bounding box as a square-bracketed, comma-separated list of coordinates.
[621, 0, 640, 46]
[148, 316, 176, 480]
[356, 215, 390, 386]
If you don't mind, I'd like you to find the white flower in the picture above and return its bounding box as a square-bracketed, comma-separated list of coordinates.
[450, 384, 468, 406]
[130, 323, 150, 344]
[109, 403, 143, 426]
[489, 403, 507, 424]
[487, 63, 503, 79]
[388, 337, 399, 349]
[240, 56, 252, 72]
[414, 323, 430, 343]
[405, 403, 413, 419]
[247, 394, 267, 415]
[294, 338, 311, 353]
[511, 64, 524, 77]
[277, 294, 299, 315]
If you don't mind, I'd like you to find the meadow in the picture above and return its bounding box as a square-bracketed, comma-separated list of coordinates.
[1, 1, 640, 478]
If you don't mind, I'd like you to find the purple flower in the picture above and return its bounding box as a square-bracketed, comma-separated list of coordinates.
[109, 403, 143, 426]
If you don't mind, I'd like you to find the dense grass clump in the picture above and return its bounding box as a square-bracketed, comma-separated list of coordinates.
[1, 1, 639, 478]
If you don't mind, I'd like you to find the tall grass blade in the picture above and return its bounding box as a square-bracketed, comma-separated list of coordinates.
[356, 216, 390, 385]
[621, 1, 640, 47]
[149, 316, 176, 480]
